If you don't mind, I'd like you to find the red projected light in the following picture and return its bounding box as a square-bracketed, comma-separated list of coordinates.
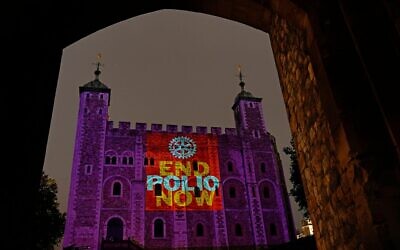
[145, 132, 223, 210]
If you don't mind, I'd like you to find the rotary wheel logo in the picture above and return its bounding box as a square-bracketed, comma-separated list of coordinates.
[169, 136, 197, 159]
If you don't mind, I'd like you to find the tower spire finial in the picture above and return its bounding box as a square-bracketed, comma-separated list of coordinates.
[237, 64, 245, 91]
[93, 53, 104, 80]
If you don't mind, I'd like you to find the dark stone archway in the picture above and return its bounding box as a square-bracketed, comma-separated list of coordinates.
[106, 218, 124, 241]
[5, 1, 399, 249]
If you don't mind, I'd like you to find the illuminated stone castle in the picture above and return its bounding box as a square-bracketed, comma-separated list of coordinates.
[63, 67, 295, 250]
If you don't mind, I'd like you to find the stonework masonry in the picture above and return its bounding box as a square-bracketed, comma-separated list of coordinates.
[63, 78, 296, 249]
[269, 5, 400, 249]
[7, 1, 400, 250]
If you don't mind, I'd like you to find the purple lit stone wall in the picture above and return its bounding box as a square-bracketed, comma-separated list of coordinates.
[144, 212, 174, 249]
[64, 91, 110, 250]
[186, 211, 215, 247]
[64, 85, 295, 249]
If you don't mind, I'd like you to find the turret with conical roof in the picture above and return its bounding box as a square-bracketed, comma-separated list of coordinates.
[79, 60, 111, 105]
[231, 66, 271, 246]
[64, 57, 111, 250]
[231, 66, 265, 137]
[232, 66, 261, 108]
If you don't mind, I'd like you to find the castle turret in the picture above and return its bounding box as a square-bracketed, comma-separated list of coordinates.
[64, 58, 111, 250]
[231, 67, 268, 246]
[63, 63, 295, 250]
[232, 66, 265, 138]
[231, 66, 293, 245]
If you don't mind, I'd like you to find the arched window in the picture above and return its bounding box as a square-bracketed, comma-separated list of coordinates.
[227, 161, 233, 172]
[253, 130, 261, 138]
[100, 94, 103, 100]
[128, 157, 134, 165]
[229, 187, 236, 198]
[150, 158, 155, 166]
[235, 224, 243, 236]
[270, 223, 277, 236]
[86, 93, 89, 98]
[85, 165, 92, 175]
[84, 108, 88, 114]
[263, 186, 270, 198]
[111, 156, 117, 165]
[98, 108, 102, 115]
[154, 219, 164, 238]
[112, 182, 122, 196]
[106, 218, 123, 241]
[122, 157, 127, 165]
[144, 157, 149, 166]
[196, 223, 204, 237]
[155, 184, 162, 196]
[105, 156, 111, 165]
[260, 162, 266, 173]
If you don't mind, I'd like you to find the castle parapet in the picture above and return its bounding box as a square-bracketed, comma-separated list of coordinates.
[196, 126, 207, 134]
[136, 122, 147, 132]
[225, 128, 237, 135]
[166, 124, 178, 133]
[106, 121, 137, 136]
[106, 121, 238, 136]
[151, 123, 162, 132]
[182, 125, 193, 133]
[211, 127, 222, 135]
[119, 121, 131, 130]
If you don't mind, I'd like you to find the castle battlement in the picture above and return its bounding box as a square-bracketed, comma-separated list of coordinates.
[65, 65, 295, 250]
[106, 121, 238, 136]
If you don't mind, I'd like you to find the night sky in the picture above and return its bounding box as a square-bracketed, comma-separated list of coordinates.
[43, 9, 302, 233]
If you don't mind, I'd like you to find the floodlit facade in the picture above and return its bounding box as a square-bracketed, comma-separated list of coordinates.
[63, 68, 295, 249]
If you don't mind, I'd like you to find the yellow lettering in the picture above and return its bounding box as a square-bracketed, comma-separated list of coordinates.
[156, 190, 172, 206]
[195, 190, 214, 206]
[194, 162, 209, 176]
[174, 161, 191, 176]
[174, 190, 192, 207]
[159, 161, 173, 176]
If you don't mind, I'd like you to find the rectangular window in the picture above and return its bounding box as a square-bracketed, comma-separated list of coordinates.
[85, 165, 92, 175]
[270, 223, 277, 236]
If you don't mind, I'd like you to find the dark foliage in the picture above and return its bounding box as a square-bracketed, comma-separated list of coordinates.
[283, 139, 308, 217]
[33, 172, 66, 250]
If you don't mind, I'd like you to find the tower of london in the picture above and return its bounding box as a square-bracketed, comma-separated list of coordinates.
[63, 67, 295, 249]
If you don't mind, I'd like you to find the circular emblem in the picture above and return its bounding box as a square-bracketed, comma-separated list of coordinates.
[169, 136, 197, 159]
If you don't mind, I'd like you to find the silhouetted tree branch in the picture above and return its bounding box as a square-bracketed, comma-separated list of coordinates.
[283, 138, 308, 218]
[33, 172, 66, 250]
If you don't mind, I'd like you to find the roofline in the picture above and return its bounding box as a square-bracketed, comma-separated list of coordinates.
[231, 96, 262, 110]
[79, 87, 111, 105]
